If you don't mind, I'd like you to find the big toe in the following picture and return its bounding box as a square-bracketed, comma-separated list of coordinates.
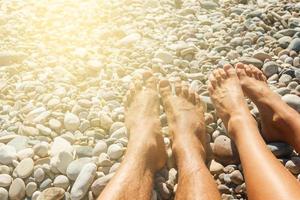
[159, 79, 172, 99]
[143, 71, 157, 89]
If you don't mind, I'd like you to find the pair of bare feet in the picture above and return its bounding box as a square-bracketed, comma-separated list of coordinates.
[124, 63, 297, 172]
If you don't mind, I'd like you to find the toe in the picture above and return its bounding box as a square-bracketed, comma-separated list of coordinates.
[195, 94, 201, 105]
[207, 82, 214, 93]
[174, 79, 182, 95]
[252, 65, 266, 81]
[181, 81, 189, 99]
[260, 73, 267, 81]
[125, 86, 135, 108]
[249, 65, 260, 80]
[219, 68, 227, 79]
[209, 73, 218, 88]
[159, 79, 172, 98]
[235, 63, 247, 78]
[143, 71, 157, 89]
[124, 90, 131, 108]
[244, 65, 252, 76]
[188, 90, 196, 104]
[213, 69, 222, 82]
[134, 78, 143, 91]
[223, 64, 237, 78]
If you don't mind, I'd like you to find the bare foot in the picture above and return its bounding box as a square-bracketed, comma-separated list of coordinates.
[125, 72, 167, 171]
[159, 79, 207, 159]
[235, 63, 297, 143]
[208, 64, 254, 137]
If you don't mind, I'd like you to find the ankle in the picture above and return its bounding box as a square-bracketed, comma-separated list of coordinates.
[227, 112, 257, 140]
[172, 135, 207, 162]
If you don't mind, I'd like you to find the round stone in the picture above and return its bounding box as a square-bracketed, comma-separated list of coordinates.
[49, 119, 62, 130]
[37, 187, 65, 200]
[9, 178, 25, 200]
[14, 158, 34, 179]
[262, 61, 279, 77]
[213, 135, 239, 164]
[32, 191, 41, 200]
[64, 112, 80, 131]
[53, 151, 73, 174]
[0, 187, 8, 200]
[33, 142, 49, 158]
[70, 163, 96, 200]
[282, 94, 300, 112]
[17, 148, 34, 160]
[34, 168, 45, 183]
[285, 157, 300, 174]
[0, 174, 12, 187]
[66, 158, 92, 181]
[26, 182, 37, 197]
[53, 175, 70, 190]
[92, 141, 108, 156]
[0, 145, 17, 165]
[107, 144, 123, 160]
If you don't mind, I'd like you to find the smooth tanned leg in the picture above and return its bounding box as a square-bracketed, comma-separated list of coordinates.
[98, 72, 167, 200]
[236, 63, 300, 152]
[208, 64, 300, 200]
[159, 79, 221, 200]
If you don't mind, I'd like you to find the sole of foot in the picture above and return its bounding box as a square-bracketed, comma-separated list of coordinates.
[124, 71, 167, 171]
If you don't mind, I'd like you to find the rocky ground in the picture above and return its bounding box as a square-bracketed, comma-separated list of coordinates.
[0, 0, 300, 199]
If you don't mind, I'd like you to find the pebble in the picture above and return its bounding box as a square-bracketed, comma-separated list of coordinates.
[0, 145, 17, 165]
[14, 158, 34, 179]
[33, 142, 49, 158]
[8, 178, 25, 200]
[70, 163, 96, 200]
[0, 166, 11, 175]
[53, 151, 73, 174]
[51, 137, 73, 157]
[262, 61, 279, 77]
[107, 144, 124, 160]
[37, 187, 65, 200]
[154, 50, 174, 64]
[282, 94, 300, 112]
[209, 159, 224, 175]
[213, 135, 239, 164]
[7, 136, 28, 152]
[17, 148, 34, 160]
[32, 191, 41, 200]
[230, 170, 244, 185]
[0, 187, 8, 200]
[34, 168, 45, 183]
[40, 178, 52, 191]
[285, 157, 300, 174]
[91, 173, 115, 197]
[53, 175, 70, 190]
[25, 182, 37, 197]
[66, 158, 92, 181]
[92, 141, 108, 156]
[64, 113, 80, 131]
[288, 38, 300, 52]
[0, 174, 12, 187]
[267, 143, 293, 157]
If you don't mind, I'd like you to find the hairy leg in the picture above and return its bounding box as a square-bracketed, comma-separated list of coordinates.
[208, 64, 300, 200]
[236, 63, 300, 152]
[98, 72, 167, 200]
[159, 79, 221, 200]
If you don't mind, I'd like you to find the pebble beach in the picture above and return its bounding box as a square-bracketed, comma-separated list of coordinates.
[0, 0, 300, 199]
